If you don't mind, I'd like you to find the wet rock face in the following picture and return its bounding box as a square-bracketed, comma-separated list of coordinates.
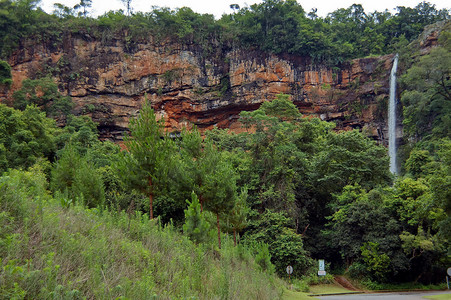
[2, 35, 395, 143]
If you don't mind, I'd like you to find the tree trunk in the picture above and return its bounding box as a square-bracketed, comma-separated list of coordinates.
[149, 176, 154, 219]
[217, 212, 221, 249]
[233, 228, 237, 247]
[199, 194, 203, 212]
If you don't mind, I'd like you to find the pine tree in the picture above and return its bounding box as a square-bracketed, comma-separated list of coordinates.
[202, 143, 237, 249]
[121, 100, 175, 219]
[224, 188, 249, 246]
[183, 192, 210, 244]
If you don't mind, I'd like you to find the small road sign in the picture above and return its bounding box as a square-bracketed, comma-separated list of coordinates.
[286, 265, 293, 275]
[447, 267, 451, 277]
[319, 259, 325, 271]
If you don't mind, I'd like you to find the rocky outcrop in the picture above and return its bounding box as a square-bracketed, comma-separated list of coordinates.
[2, 34, 396, 143]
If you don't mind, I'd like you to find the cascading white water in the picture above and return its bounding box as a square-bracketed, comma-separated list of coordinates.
[388, 54, 399, 175]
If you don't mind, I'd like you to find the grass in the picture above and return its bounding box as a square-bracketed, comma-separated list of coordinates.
[362, 279, 448, 291]
[308, 283, 358, 295]
[0, 168, 284, 299]
[424, 294, 451, 299]
[282, 288, 318, 300]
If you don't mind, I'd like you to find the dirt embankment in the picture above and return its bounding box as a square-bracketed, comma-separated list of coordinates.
[334, 276, 362, 291]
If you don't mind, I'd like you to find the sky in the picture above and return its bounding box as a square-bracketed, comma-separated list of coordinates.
[39, 0, 450, 19]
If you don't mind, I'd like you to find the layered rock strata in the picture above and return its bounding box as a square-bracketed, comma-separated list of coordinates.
[2, 35, 396, 143]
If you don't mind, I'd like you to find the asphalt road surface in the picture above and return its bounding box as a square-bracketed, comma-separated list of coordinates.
[316, 291, 451, 300]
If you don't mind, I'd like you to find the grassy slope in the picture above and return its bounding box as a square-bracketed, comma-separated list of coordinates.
[308, 284, 357, 294]
[0, 168, 284, 299]
[424, 295, 451, 299]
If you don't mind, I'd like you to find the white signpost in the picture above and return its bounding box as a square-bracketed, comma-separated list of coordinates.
[286, 265, 293, 289]
[447, 267, 451, 289]
[318, 259, 326, 276]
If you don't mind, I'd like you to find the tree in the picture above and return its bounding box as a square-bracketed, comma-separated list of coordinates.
[324, 185, 402, 270]
[73, 0, 92, 17]
[239, 94, 312, 213]
[201, 142, 237, 249]
[243, 210, 312, 277]
[0, 104, 56, 172]
[401, 45, 451, 140]
[121, 100, 175, 219]
[0, 60, 12, 86]
[222, 187, 249, 246]
[13, 77, 73, 119]
[360, 242, 391, 281]
[120, 0, 132, 16]
[52, 3, 75, 18]
[183, 192, 211, 244]
[311, 130, 391, 197]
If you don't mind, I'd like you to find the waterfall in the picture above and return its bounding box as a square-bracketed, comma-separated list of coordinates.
[388, 54, 399, 175]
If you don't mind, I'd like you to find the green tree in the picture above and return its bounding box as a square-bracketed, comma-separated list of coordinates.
[401, 46, 451, 140]
[120, 100, 175, 219]
[0, 104, 56, 172]
[51, 142, 105, 208]
[311, 130, 391, 197]
[52, 3, 75, 18]
[360, 242, 391, 281]
[183, 192, 211, 244]
[201, 142, 237, 249]
[405, 149, 432, 178]
[73, 0, 91, 17]
[325, 185, 401, 269]
[13, 77, 73, 119]
[243, 210, 312, 277]
[223, 188, 249, 246]
[0, 60, 12, 86]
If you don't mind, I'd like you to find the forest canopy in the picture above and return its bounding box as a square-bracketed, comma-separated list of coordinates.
[0, 0, 449, 64]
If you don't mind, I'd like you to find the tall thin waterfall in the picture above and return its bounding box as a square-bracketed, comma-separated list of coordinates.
[388, 54, 399, 175]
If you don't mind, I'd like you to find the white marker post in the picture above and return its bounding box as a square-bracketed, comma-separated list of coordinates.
[447, 267, 451, 289]
[318, 259, 326, 276]
[286, 265, 293, 289]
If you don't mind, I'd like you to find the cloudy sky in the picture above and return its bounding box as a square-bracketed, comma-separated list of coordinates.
[39, 0, 450, 18]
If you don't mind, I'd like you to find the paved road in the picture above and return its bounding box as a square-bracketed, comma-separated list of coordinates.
[316, 291, 451, 300]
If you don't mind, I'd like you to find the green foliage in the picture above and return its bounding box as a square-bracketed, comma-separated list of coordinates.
[73, 0, 92, 17]
[51, 143, 105, 208]
[218, 0, 449, 64]
[254, 242, 275, 273]
[244, 210, 312, 278]
[0, 0, 62, 57]
[0, 168, 283, 299]
[222, 187, 250, 245]
[401, 45, 451, 141]
[1, 0, 448, 64]
[12, 77, 73, 118]
[325, 185, 401, 268]
[311, 130, 391, 196]
[360, 242, 391, 281]
[183, 192, 211, 244]
[120, 100, 178, 219]
[0, 60, 12, 85]
[0, 104, 57, 173]
[405, 149, 433, 178]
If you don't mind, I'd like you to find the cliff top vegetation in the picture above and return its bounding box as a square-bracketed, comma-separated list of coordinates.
[0, 0, 449, 64]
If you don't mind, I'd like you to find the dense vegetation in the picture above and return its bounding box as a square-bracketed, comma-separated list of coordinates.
[0, 0, 449, 64]
[0, 0, 450, 298]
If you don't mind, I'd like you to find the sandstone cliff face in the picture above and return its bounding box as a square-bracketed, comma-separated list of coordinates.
[2, 34, 396, 143]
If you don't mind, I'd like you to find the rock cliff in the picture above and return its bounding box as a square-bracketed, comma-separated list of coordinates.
[2, 34, 397, 143]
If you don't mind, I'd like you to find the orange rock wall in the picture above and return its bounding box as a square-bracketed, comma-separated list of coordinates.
[1, 35, 396, 142]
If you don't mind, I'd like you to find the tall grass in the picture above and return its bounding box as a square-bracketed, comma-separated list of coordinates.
[0, 168, 284, 299]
